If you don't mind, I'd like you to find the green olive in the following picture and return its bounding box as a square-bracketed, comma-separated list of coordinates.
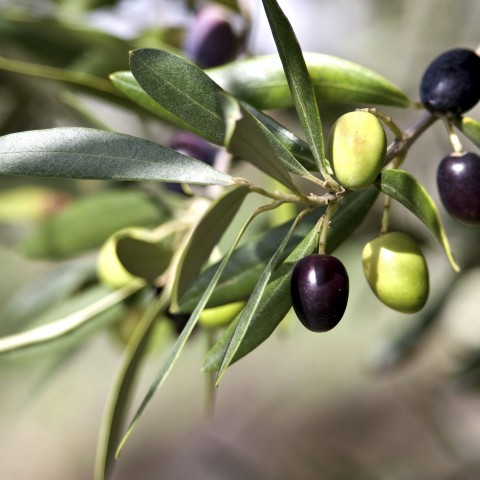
[97, 227, 147, 288]
[199, 301, 245, 328]
[362, 232, 429, 313]
[328, 111, 386, 190]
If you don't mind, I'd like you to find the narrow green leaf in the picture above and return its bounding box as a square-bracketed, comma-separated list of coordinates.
[0, 281, 145, 356]
[376, 169, 459, 272]
[95, 293, 167, 480]
[453, 116, 480, 148]
[203, 187, 380, 372]
[116, 208, 260, 457]
[207, 53, 413, 110]
[0, 257, 97, 335]
[0, 127, 233, 186]
[110, 71, 217, 141]
[222, 95, 303, 190]
[203, 222, 319, 373]
[170, 185, 250, 309]
[110, 70, 318, 171]
[245, 104, 317, 171]
[21, 189, 166, 259]
[215, 209, 308, 383]
[261, 0, 326, 171]
[130, 48, 226, 146]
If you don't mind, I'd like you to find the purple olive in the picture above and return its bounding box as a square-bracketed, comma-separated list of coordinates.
[183, 4, 239, 68]
[290, 254, 349, 332]
[420, 48, 480, 116]
[437, 151, 480, 225]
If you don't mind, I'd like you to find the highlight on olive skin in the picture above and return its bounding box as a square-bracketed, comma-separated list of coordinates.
[362, 232, 429, 314]
[290, 254, 349, 332]
[419, 48, 480, 116]
[328, 111, 387, 191]
[437, 151, 480, 226]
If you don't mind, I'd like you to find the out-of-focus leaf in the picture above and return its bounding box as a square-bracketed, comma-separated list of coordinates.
[0, 128, 234, 186]
[0, 257, 97, 335]
[170, 185, 250, 310]
[95, 294, 167, 480]
[207, 53, 413, 110]
[203, 187, 380, 371]
[453, 116, 480, 148]
[20, 189, 166, 259]
[222, 95, 301, 190]
[130, 48, 226, 145]
[180, 187, 379, 312]
[376, 169, 459, 272]
[0, 281, 145, 356]
[261, 0, 325, 172]
[0, 186, 71, 222]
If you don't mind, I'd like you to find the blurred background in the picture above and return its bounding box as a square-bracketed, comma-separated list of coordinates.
[0, 0, 480, 479]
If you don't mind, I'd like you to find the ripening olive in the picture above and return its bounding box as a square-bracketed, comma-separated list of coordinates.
[420, 48, 480, 116]
[290, 254, 349, 332]
[362, 232, 429, 314]
[183, 4, 239, 68]
[328, 111, 387, 190]
[437, 151, 480, 226]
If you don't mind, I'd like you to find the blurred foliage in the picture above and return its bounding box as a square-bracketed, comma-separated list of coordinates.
[0, 1, 479, 480]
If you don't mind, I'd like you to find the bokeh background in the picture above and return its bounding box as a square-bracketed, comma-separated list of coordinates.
[0, 1, 480, 479]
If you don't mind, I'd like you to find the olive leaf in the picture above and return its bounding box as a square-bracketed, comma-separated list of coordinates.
[95, 293, 168, 480]
[376, 169, 460, 272]
[222, 94, 304, 190]
[21, 189, 166, 259]
[110, 71, 203, 136]
[207, 53, 413, 110]
[453, 116, 480, 148]
[0, 281, 144, 356]
[170, 185, 250, 311]
[0, 127, 234, 186]
[261, 0, 326, 173]
[130, 48, 226, 146]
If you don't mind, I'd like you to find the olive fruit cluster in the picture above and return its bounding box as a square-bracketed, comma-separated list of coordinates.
[328, 111, 387, 190]
[290, 254, 349, 332]
[362, 232, 429, 314]
[420, 48, 480, 116]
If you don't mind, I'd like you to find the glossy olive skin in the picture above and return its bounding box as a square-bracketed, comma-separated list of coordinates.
[437, 152, 480, 226]
[184, 5, 238, 68]
[362, 232, 429, 314]
[290, 254, 349, 332]
[328, 111, 386, 190]
[420, 48, 480, 115]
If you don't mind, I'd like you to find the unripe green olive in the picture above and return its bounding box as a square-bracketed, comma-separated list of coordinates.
[328, 111, 386, 190]
[199, 301, 245, 328]
[97, 227, 147, 288]
[362, 232, 429, 313]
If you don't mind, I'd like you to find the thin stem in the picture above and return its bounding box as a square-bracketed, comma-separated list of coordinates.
[380, 194, 392, 235]
[318, 203, 339, 254]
